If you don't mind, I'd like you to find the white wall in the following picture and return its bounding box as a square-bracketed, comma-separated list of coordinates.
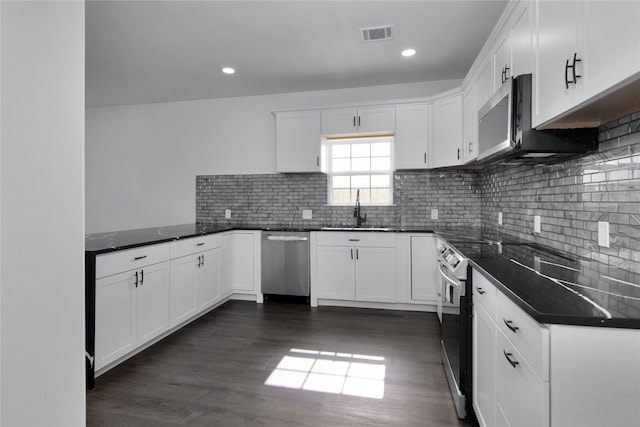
[86, 79, 461, 233]
[1, 2, 85, 425]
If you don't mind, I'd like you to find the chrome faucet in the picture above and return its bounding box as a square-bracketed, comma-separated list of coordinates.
[353, 189, 367, 227]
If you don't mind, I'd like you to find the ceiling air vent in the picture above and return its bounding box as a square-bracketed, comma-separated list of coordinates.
[360, 25, 394, 42]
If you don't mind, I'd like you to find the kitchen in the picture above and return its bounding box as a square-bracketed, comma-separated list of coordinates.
[1, 1, 640, 426]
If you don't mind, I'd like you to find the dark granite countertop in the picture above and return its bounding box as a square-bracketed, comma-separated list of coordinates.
[85, 223, 435, 254]
[435, 229, 640, 329]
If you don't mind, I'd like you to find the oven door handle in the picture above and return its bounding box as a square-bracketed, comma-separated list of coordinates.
[438, 262, 463, 288]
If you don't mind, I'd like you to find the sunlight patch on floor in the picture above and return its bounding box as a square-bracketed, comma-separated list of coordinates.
[264, 348, 386, 399]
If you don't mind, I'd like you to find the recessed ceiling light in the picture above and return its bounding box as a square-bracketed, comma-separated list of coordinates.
[222, 67, 236, 75]
[401, 49, 416, 57]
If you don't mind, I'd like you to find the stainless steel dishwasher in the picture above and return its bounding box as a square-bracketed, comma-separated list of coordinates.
[261, 231, 310, 299]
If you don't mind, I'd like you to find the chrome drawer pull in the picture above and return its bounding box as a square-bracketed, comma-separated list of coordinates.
[476, 287, 486, 295]
[133, 255, 147, 261]
[196, 242, 205, 246]
[348, 239, 360, 242]
[503, 318, 519, 333]
[503, 350, 519, 368]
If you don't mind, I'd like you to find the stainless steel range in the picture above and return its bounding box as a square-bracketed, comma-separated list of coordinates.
[435, 237, 473, 421]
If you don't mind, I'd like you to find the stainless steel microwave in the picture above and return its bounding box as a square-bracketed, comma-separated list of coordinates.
[477, 74, 597, 163]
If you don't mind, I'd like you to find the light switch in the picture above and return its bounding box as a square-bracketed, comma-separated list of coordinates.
[225, 209, 231, 219]
[534, 215, 541, 233]
[498, 212, 503, 225]
[431, 209, 438, 220]
[302, 209, 312, 220]
[598, 221, 610, 248]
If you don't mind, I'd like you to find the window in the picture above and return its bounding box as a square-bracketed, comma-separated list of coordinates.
[327, 136, 393, 205]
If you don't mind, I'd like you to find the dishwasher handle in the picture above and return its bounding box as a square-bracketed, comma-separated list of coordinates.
[264, 235, 308, 242]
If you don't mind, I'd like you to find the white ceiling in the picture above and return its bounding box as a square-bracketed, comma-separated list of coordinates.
[86, 0, 508, 107]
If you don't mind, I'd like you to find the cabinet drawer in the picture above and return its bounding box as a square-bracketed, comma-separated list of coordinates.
[96, 243, 171, 279]
[472, 269, 497, 320]
[316, 232, 395, 247]
[170, 234, 222, 259]
[497, 291, 549, 381]
[497, 330, 549, 427]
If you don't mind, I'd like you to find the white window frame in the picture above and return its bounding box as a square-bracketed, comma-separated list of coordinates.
[326, 136, 394, 206]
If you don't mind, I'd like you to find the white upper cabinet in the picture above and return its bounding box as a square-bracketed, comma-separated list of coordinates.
[533, 0, 581, 128]
[395, 103, 430, 169]
[475, 59, 493, 114]
[462, 85, 478, 163]
[492, 1, 532, 91]
[533, 0, 640, 128]
[430, 93, 463, 168]
[276, 111, 324, 173]
[321, 105, 395, 136]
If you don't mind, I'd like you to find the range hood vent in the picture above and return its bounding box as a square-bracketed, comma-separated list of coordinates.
[360, 25, 394, 42]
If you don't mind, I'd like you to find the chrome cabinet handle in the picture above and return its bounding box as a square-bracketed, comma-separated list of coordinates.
[353, 116, 356, 127]
[201, 254, 205, 267]
[476, 287, 486, 295]
[140, 269, 144, 285]
[317, 156, 320, 167]
[503, 318, 519, 333]
[348, 239, 360, 242]
[134, 271, 139, 287]
[134, 255, 147, 261]
[350, 249, 354, 260]
[424, 152, 427, 164]
[356, 249, 359, 260]
[503, 350, 519, 368]
[196, 242, 204, 246]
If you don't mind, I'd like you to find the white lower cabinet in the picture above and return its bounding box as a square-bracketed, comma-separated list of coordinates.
[95, 258, 170, 371]
[472, 268, 640, 427]
[354, 246, 396, 303]
[473, 302, 496, 427]
[410, 235, 438, 302]
[316, 246, 355, 300]
[94, 231, 259, 375]
[169, 247, 222, 327]
[473, 268, 549, 427]
[221, 231, 257, 295]
[496, 330, 549, 427]
[315, 232, 396, 304]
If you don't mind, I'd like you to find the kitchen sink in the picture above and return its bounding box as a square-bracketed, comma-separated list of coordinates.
[321, 226, 391, 232]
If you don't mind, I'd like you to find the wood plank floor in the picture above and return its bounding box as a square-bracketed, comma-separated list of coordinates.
[87, 301, 471, 426]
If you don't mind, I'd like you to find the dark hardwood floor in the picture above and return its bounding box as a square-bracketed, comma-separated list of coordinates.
[87, 301, 470, 426]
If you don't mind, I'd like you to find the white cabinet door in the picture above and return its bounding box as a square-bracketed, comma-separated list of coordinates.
[276, 111, 323, 173]
[410, 236, 438, 302]
[462, 85, 478, 164]
[321, 107, 358, 135]
[493, 35, 511, 91]
[196, 247, 222, 311]
[95, 270, 136, 371]
[473, 303, 497, 427]
[356, 105, 396, 134]
[169, 255, 198, 327]
[533, 0, 580, 127]
[316, 246, 355, 300]
[430, 94, 463, 168]
[355, 246, 396, 303]
[496, 330, 549, 427]
[475, 59, 493, 112]
[222, 232, 255, 294]
[136, 261, 170, 345]
[322, 106, 395, 135]
[510, 2, 532, 80]
[395, 104, 430, 169]
[581, 1, 640, 101]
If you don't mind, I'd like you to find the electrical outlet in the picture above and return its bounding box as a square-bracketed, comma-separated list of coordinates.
[498, 212, 503, 225]
[225, 209, 231, 219]
[302, 209, 312, 220]
[598, 221, 610, 248]
[431, 209, 438, 220]
[534, 215, 541, 233]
